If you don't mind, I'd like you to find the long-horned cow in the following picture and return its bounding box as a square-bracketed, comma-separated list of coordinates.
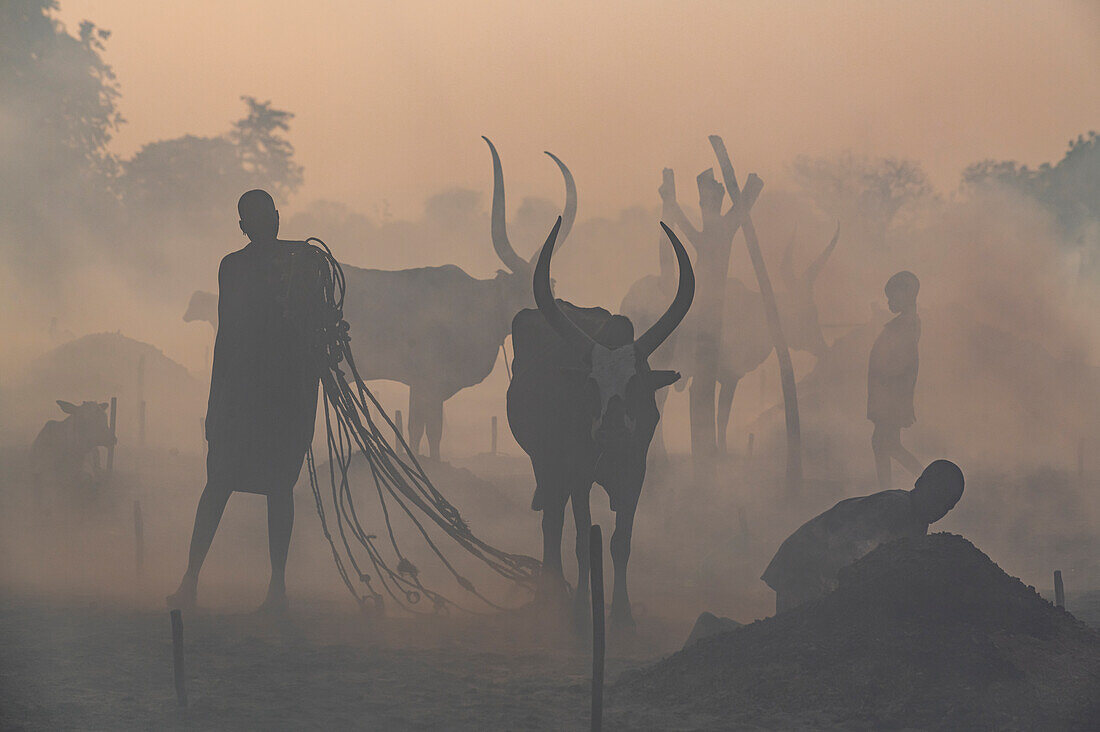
[31, 400, 117, 502]
[338, 139, 576, 459]
[508, 218, 694, 628]
[621, 223, 839, 453]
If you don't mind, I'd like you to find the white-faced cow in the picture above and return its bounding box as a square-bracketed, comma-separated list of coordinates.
[338, 138, 576, 460]
[508, 218, 694, 629]
[621, 224, 839, 453]
[31, 400, 116, 503]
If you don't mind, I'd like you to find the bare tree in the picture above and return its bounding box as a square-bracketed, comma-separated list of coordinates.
[659, 156, 760, 479]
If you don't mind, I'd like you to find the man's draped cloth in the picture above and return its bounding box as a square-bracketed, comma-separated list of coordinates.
[205, 240, 324, 496]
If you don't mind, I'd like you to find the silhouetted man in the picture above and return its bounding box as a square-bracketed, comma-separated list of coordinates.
[168, 190, 321, 613]
[762, 459, 964, 613]
[868, 270, 922, 489]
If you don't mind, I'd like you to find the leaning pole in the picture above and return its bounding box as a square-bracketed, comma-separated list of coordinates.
[709, 136, 803, 493]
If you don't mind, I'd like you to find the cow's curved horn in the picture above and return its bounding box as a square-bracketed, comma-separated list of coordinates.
[805, 221, 841, 284]
[533, 217, 596, 351]
[634, 223, 695, 359]
[526, 151, 577, 266]
[483, 136, 528, 274]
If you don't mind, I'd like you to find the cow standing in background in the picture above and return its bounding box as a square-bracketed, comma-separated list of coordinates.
[182, 142, 576, 461]
[339, 138, 576, 460]
[508, 219, 694, 629]
[31, 400, 116, 506]
[621, 224, 839, 454]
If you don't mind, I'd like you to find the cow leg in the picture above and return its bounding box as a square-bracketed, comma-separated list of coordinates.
[716, 376, 739, 454]
[407, 386, 425, 456]
[425, 395, 444, 462]
[571, 484, 593, 627]
[609, 498, 639, 630]
[538, 486, 570, 607]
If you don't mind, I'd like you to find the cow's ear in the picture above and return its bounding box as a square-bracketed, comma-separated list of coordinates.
[57, 400, 77, 414]
[98, 402, 109, 411]
[646, 370, 681, 391]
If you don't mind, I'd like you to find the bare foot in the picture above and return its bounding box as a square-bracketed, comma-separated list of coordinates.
[255, 591, 288, 616]
[166, 583, 197, 612]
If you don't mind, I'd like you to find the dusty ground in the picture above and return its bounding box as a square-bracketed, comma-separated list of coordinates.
[0, 595, 703, 730]
[1, 442, 1098, 730]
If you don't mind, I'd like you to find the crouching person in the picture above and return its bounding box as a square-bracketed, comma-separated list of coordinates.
[761, 459, 964, 614]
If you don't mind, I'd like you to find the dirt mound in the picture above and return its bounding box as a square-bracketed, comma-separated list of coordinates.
[617, 533, 1100, 730]
[2, 332, 205, 448]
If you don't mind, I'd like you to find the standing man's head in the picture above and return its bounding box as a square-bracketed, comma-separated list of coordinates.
[238, 189, 279, 241]
[885, 270, 919, 314]
[909, 459, 964, 524]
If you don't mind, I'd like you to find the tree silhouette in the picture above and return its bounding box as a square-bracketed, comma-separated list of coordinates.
[0, 0, 124, 275]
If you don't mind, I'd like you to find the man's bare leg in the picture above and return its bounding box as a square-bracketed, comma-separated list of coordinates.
[259, 488, 294, 613]
[168, 482, 231, 609]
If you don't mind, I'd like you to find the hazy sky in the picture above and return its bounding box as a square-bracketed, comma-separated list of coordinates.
[60, 0, 1099, 219]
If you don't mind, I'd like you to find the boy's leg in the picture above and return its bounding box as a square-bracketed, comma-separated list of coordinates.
[262, 487, 294, 611]
[168, 480, 232, 608]
[871, 422, 894, 490]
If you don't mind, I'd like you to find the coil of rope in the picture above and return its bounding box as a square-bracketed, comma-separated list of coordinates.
[293, 237, 541, 614]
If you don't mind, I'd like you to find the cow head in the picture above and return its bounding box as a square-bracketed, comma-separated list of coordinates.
[777, 222, 840, 358]
[534, 218, 694, 471]
[483, 137, 577, 308]
[183, 290, 218, 328]
[57, 400, 116, 449]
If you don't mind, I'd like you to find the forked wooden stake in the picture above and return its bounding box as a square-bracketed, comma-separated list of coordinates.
[590, 524, 605, 732]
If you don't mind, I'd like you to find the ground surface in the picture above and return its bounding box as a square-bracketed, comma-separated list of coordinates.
[0, 595, 700, 731]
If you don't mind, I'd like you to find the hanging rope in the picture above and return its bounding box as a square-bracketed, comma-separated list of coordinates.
[293, 237, 540, 614]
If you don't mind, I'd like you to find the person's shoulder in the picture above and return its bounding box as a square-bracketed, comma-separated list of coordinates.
[218, 247, 249, 275]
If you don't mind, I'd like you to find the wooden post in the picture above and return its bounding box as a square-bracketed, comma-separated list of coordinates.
[137, 356, 146, 446]
[710, 135, 802, 494]
[589, 525, 605, 732]
[747, 433, 755, 458]
[491, 416, 498, 455]
[106, 397, 117, 474]
[1054, 570, 1065, 609]
[133, 500, 144, 578]
[1077, 439, 1084, 485]
[169, 609, 188, 707]
[395, 410, 404, 441]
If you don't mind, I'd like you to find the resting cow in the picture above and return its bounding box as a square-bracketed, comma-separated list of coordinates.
[508, 218, 694, 629]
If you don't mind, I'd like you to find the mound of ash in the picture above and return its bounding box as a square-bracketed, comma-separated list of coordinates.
[617, 534, 1100, 730]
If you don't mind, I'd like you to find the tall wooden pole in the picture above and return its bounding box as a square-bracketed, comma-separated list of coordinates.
[590, 525, 605, 732]
[710, 136, 803, 493]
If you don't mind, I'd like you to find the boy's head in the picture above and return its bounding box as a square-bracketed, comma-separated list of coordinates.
[885, 270, 919, 313]
[238, 189, 279, 241]
[909, 459, 964, 524]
